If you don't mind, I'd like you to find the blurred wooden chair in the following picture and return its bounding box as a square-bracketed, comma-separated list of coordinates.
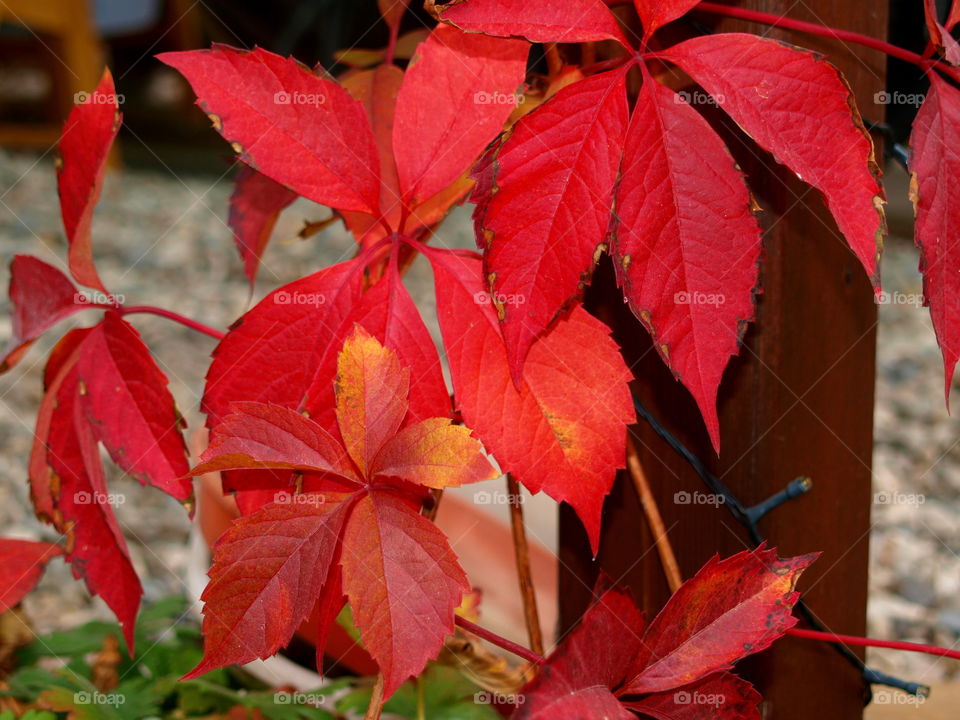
[0, 0, 104, 148]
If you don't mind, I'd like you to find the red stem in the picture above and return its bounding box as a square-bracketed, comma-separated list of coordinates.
[384, 19, 401, 66]
[694, 1, 960, 82]
[788, 627, 960, 661]
[454, 616, 545, 666]
[104, 305, 226, 340]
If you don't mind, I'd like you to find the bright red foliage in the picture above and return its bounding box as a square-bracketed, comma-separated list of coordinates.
[909, 74, 960, 404]
[56, 68, 119, 294]
[227, 166, 297, 288]
[9, 2, 960, 718]
[518, 545, 809, 719]
[189, 329, 494, 697]
[0, 538, 62, 612]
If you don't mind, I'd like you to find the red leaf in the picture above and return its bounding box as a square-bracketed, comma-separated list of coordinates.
[203, 259, 365, 431]
[185, 498, 353, 678]
[204, 259, 448, 492]
[341, 65, 405, 244]
[56, 68, 119, 294]
[337, 266, 451, 424]
[633, 0, 701, 42]
[908, 75, 960, 404]
[393, 25, 528, 207]
[77, 312, 192, 501]
[341, 490, 468, 698]
[194, 402, 359, 481]
[612, 72, 762, 453]
[228, 166, 297, 288]
[662, 34, 885, 286]
[432, 0, 630, 46]
[371, 417, 497, 489]
[925, 0, 960, 64]
[158, 45, 382, 215]
[514, 586, 645, 720]
[29, 328, 92, 521]
[477, 70, 629, 379]
[2, 255, 81, 373]
[621, 546, 816, 695]
[0, 538, 62, 612]
[431, 253, 634, 553]
[624, 672, 761, 720]
[48, 365, 142, 651]
[334, 326, 410, 477]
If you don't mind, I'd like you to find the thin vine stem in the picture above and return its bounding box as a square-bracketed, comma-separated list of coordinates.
[693, 2, 960, 83]
[454, 616, 545, 666]
[625, 436, 682, 594]
[92, 304, 225, 340]
[364, 674, 385, 720]
[788, 628, 960, 661]
[506, 474, 545, 656]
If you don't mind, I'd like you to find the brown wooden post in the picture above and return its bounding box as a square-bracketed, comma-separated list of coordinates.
[561, 3, 888, 719]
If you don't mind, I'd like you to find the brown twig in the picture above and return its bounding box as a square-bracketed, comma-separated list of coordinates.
[506, 474, 544, 656]
[364, 674, 385, 720]
[626, 435, 682, 593]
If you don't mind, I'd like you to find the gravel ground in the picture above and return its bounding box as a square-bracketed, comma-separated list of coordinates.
[0, 149, 958, 689]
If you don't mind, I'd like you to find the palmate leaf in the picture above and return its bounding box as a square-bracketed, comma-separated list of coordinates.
[190, 329, 494, 698]
[433, 0, 887, 448]
[517, 547, 812, 719]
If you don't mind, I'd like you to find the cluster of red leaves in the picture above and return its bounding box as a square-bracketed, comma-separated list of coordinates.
[2, 70, 192, 651]
[6, 0, 959, 717]
[186, 328, 497, 697]
[439, 0, 885, 451]
[517, 547, 815, 720]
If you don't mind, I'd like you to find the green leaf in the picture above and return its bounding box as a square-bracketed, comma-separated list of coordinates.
[337, 665, 500, 719]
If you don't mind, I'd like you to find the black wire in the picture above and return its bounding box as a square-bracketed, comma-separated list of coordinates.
[631, 394, 929, 698]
